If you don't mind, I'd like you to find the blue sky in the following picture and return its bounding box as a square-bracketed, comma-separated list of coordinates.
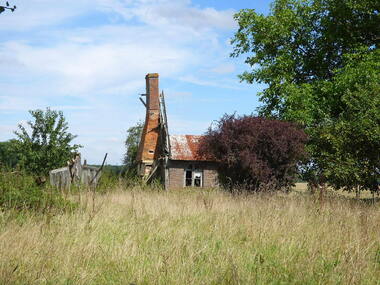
[0, 0, 272, 165]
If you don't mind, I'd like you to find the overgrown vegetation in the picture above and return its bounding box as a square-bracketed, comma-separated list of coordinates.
[231, 0, 379, 192]
[0, 108, 82, 211]
[0, 170, 75, 211]
[0, 140, 19, 168]
[0, 188, 379, 284]
[199, 114, 308, 191]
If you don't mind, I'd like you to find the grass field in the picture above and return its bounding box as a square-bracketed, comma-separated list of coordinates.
[1, 187, 380, 284]
[294, 183, 380, 201]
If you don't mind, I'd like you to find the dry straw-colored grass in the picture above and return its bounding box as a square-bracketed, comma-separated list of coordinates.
[1, 188, 380, 284]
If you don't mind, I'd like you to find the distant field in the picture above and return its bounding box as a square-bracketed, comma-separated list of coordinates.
[294, 182, 379, 200]
[1, 188, 379, 284]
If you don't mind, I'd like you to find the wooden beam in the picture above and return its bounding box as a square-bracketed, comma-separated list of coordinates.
[139, 97, 146, 107]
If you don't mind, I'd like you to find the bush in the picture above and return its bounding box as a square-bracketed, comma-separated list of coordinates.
[0, 170, 75, 211]
[198, 114, 308, 191]
[14, 108, 81, 177]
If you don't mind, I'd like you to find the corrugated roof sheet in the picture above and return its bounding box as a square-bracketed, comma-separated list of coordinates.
[169, 135, 206, 161]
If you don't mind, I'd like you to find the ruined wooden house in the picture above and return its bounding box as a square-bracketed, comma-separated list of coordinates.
[49, 154, 101, 190]
[137, 73, 219, 190]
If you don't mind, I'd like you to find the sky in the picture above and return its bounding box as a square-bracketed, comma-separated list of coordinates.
[0, 0, 272, 165]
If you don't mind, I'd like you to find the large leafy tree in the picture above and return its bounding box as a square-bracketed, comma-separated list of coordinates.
[231, 0, 379, 192]
[198, 115, 308, 192]
[15, 108, 81, 177]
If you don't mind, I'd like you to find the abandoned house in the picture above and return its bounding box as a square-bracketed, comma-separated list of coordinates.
[136, 73, 219, 190]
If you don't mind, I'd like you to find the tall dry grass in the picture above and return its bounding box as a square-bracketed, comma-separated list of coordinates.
[1, 188, 379, 284]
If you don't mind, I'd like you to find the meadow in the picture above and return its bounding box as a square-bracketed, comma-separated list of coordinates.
[1, 185, 380, 284]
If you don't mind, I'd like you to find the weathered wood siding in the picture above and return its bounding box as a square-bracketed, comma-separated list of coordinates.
[49, 167, 71, 190]
[49, 155, 101, 190]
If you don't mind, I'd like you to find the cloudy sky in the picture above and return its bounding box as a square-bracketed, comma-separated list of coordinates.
[0, 0, 272, 165]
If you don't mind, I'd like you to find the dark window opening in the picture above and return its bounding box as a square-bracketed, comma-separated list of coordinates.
[185, 170, 192, 186]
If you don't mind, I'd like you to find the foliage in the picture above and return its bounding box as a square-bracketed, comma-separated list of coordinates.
[297, 50, 380, 192]
[87, 165, 145, 190]
[198, 114, 308, 191]
[0, 139, 19, 168]
[231, 0, 378, 116]
[96, 168, 120, 193]
[231, 0, 379, 191]
[14, 108, 81, 177]
[0, 170, 75, 211]
[123, 121, 143, 176]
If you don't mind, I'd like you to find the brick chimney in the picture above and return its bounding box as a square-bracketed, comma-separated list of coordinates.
[137, 73, 160, 176]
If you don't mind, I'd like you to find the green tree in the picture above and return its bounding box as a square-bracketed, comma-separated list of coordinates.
[14, 108, 81, 177]
[305, 50, 380, 192]
[0, 139, 19, 168]
[231, 0, 379, 192]
[123, 121, 143, 176]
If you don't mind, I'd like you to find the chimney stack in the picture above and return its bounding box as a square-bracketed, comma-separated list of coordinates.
[146, 73, 159, 110]
[136, 73, 161, 176]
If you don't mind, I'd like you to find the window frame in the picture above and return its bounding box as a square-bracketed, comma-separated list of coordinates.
[183, 164, 203, 187]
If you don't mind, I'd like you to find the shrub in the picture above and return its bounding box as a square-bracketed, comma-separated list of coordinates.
[198, 114, 308, 191]
[0, 170, 75, 211]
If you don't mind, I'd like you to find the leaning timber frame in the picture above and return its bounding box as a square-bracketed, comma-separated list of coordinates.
[159, 91, 171, 190]
[145, 91, 171, 189]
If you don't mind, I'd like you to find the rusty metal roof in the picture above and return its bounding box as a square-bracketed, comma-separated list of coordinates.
[169, 135, 206, 161]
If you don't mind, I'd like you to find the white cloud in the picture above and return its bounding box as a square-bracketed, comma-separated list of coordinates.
[179, 75, 243, 90]
[165, 90, 192, 101]
[0, 0, 94, 31]
[100, 0, 236, 31]
[0, 96, 41, 111]
[210, 63, 236, 74]
[3, 40, 189, 95]
[1, 0, 236, 96]
[49, 105, 93, 111]
[167, 116, 211, 135]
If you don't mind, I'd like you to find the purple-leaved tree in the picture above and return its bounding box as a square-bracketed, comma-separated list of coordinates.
[198, 114, 308, 192]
